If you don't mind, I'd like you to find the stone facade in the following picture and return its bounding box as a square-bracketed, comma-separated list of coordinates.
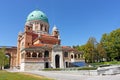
[16, 10, 85, 71]
[0, 10, 85, 71]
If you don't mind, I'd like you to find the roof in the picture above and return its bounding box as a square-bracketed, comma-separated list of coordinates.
[33, 34, 60, 45]
[26, 10, 49, 23]
[62, 46, 81, 53]
[33, 44, 53, 48]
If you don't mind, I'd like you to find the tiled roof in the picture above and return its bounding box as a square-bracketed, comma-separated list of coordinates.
[62, 46, 81, 53]
[32, 33, 38, 40]
[33, 43, 53, 48]
[33, 34, 60, 45]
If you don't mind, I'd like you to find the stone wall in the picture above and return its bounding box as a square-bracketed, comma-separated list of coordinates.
[24, 62, 44, 71]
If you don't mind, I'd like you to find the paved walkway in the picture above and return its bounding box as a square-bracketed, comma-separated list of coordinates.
[25, 71, 120, 80]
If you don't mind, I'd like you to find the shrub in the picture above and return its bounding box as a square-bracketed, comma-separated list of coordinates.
[77, 67, 97, 70]
[42, 68, 62, 71]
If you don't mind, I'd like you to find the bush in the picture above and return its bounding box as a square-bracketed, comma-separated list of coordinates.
[77, 67, 97, 70]
[42, 68, 62, 71]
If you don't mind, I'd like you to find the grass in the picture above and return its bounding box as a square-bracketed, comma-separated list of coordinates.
[43, 68, 62, 71]
[0, 70, 53, 80]
[77, 67, 97, 70]
[89, 61, 120, 67]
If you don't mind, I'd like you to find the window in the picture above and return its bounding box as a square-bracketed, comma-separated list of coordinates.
[28, 43, 30, 46]
[28, 27, 30, 30]
[71, 55, 73, 59]
[74, 54, 77, 58]
[45, 27, 47, 31]
[41, 15, 43, 17]
[44, 51, 49, 57]
[26, 52, 31, 57]
[40, 24, 43, 30]
[64, 52, 68, 57]
[38, 53, 42, 57]
[32, 52, 37, 57]
[78, 54, 80, 58]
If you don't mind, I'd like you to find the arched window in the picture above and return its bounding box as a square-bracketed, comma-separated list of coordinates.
[32, 52, 37, 57]
[38, 53, 42, 57]
[45, 27, 47, 31]
[26, 52, 31, 57]
[44, 51, 49, 57]
[64, 52, 68, 57]
[74, 54, 77, 59]
[78, 54, 80, 58]
[71, 55, 73, 59]
[40, 24, 43, 30]
[35, 26, 38, 30]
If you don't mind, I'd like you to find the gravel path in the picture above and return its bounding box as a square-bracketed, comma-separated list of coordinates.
[25, 71, 120, 80]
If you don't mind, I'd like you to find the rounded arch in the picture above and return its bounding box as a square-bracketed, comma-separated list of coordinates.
[44, 51, 49, 57]
[55, 54, 60, 68]
[4, 53, 11, 69]
[44, 62, 49, 68]
[74, 54, 77, 59]
[71, 55, 73, 59]
[26, 52, 31, 57]
[38, 52, 42, 57]
[32, 52, 37, 57]
[40, 24, 43, 31]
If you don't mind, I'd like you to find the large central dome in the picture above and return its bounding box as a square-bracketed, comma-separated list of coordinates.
[26, 10, 48, 23]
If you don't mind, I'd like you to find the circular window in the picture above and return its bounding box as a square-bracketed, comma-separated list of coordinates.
[41, 15, 43, 17]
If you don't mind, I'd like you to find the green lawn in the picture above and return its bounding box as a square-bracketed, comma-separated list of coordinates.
[0, 70, 53, 80]
[89, 61, 120, 67]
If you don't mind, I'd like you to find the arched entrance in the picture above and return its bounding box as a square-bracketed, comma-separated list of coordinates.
[4, 53, 11, 69]
[65, 62, 69, 68]
[45, 62, 49, 68]
[55, 55, 60, 68]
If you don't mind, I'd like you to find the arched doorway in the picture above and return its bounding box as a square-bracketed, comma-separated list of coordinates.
[44, 51, 49, 57]
[65, 62, 69, 68]
[55, 55, 60, 68]
[4, 53, 11, 69]
[45, 62, 49, 68]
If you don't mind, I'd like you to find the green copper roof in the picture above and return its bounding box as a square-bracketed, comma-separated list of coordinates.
[26, 10, 48, 23]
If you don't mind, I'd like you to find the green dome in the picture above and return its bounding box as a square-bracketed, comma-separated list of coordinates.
[26, 10, 48, 23]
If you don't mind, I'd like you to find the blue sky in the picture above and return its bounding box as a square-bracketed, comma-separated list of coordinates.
[0, 0, 120, 46]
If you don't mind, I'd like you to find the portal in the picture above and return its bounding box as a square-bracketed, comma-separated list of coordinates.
[55, 55, 60, 68]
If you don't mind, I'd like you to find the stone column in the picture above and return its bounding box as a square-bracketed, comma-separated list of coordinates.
[10, 52, 13, 69]
[30, 52, 33, 58]
[37, 52, 39, 58]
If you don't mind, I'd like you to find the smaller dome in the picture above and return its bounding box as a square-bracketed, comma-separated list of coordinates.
[25, 21, 32, 26]
[52, 25, 58, 31]
[26, 10, 48, 23]
[18, 31, 23, 36]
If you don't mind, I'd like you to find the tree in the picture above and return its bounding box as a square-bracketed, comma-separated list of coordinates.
[0, 47, 7, 70]
[83, 37, 98, 63]
[101, 28, 120, 61]
[96, 43, 106, 62]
